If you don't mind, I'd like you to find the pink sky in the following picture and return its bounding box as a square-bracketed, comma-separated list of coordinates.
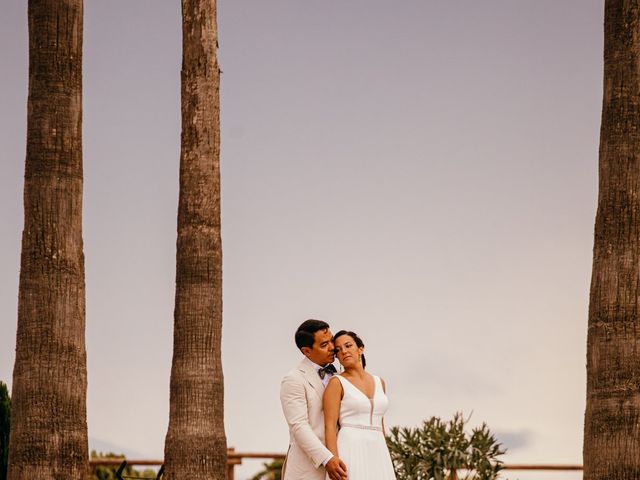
[0, 1, 602, 478]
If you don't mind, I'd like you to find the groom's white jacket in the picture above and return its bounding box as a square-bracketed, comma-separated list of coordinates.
[280, 356, 333, 480]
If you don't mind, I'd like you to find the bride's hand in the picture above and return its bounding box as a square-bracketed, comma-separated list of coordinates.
[325, 456, 347, 480]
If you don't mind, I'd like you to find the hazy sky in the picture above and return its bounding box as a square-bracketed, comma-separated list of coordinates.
[1, 1, 601, 478]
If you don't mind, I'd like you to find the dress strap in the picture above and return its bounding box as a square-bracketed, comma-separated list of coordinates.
[373, 375, 381, 392]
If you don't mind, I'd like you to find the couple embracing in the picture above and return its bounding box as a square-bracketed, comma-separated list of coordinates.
[280, 319, 396, 480]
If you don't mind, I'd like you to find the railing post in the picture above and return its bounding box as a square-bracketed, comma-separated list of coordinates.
[227, 447, 240, 480]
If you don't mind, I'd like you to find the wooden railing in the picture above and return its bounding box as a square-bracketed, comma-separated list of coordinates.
[503, 464, 582, 470]
[90, 449, 283, 480]
[90, 451, 583, 479]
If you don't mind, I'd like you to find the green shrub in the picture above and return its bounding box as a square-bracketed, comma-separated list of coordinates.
[0, 382, 9, 480]
[90, 451, 157, 480]
[386, 412, 505, 480]
[251, 458, 283, 480]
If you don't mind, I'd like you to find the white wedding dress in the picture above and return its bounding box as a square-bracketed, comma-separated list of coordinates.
[330, 374, 397, 480]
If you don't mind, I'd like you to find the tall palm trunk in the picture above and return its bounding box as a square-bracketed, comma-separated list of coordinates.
[584, 1, 640, 478]
[163, 1, 227, 478]
[8, 1, 88, 479]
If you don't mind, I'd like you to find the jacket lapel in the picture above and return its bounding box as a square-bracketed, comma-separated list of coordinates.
[298, 357, 324, 398]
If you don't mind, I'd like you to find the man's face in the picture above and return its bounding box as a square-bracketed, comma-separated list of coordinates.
[302, 328, 335, 366]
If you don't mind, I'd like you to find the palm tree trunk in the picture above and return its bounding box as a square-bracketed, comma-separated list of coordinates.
[584, 1, 640, 479]
[163, 0, 227, 478]
[8, 1, 88, 479]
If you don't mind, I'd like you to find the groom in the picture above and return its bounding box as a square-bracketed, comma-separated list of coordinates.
[280, 319, 348, 480]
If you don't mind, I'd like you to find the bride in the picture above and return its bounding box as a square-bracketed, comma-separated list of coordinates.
[323, 330, 397, 480]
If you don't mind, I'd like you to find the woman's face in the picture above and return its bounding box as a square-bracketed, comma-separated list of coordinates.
[335, 334, 364, 368]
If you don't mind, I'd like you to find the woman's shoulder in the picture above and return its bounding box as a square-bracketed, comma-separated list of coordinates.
[328, 374, 349, 387]
[324, 375, 345, 398]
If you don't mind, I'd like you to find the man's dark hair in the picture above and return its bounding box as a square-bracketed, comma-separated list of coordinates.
[295, 319, 330, 350]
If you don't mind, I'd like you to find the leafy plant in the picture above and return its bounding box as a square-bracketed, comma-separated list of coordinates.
[386, 412, 505, 480]
[90, 452, 158, 480]
[251, 458, 283, 480]
[0, 382, 10, 480]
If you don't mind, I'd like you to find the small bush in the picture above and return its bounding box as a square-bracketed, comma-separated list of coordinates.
[90, 452, 157, 480]
[251, 458, 283, 480]
[0, 382, 9, 480]
[386, 412, 505, 480]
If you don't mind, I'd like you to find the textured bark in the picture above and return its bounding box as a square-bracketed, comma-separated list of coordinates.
[163, 0, 227, 479]
[8, 1, 88, 480]
[584, 1, 640, 479]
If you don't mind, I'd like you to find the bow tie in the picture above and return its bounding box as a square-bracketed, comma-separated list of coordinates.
[318, 364, 337, 380]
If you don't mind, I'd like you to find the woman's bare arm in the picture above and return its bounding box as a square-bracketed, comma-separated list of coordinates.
[323, 377, 343, 457]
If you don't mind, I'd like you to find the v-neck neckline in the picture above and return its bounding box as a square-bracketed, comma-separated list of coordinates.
[340, 374, 376, 400]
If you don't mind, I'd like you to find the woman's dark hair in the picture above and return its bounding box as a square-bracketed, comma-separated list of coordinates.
[295, 319, 330, 350]
[333, 330, 366, 369]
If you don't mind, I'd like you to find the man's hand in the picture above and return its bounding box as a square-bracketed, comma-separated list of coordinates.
[325, 456, 347, 480]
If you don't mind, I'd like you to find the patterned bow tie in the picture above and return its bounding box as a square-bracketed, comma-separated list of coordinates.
[318, 364, 337, 379]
